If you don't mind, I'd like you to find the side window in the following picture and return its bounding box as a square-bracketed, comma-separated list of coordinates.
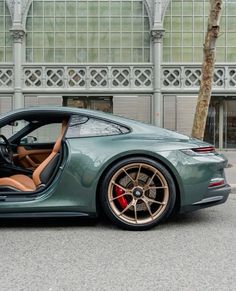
[20, 123, 61, 144]
[66, 115, 129, 138]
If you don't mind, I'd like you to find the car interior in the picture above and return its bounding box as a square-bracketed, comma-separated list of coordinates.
[0, 113, 70, 194]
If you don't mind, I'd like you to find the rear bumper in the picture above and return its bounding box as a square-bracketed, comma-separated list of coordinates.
[180, 183, 231, 213]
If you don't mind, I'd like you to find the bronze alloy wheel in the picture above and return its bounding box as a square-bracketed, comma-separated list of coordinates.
[101, 157, 176, 230]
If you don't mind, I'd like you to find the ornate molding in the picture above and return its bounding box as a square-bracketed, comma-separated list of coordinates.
[151, 29, 165, 42]
[10, 27, 25, 43]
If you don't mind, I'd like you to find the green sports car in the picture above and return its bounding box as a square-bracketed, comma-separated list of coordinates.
[0, 107, 231, 230]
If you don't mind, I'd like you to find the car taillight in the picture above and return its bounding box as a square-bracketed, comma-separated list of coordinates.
[181, 146, 216, 156]
[208, 178, 225, 188]
[192, 146, 215, 154]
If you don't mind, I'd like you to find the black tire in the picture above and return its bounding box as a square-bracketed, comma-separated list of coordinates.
[100, 157, 176, 230]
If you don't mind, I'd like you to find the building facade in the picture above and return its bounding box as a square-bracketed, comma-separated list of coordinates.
[0, 0, 236, 149]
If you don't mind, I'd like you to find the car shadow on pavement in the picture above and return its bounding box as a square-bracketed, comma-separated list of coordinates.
[0, 210, 212, 230]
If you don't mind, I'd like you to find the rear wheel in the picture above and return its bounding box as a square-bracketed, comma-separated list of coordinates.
[100, 157, 176, 230]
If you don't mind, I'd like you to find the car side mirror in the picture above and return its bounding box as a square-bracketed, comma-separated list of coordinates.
[27, 136, 37, 144]
[21, 136, 37, 144]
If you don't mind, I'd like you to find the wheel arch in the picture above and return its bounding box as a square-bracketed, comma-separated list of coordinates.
[96, 151, 182, 216]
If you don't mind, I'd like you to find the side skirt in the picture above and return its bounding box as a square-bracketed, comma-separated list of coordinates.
[0, 212, 96, 218]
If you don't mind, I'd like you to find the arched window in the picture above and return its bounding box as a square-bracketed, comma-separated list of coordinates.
[26, 0, 150, 63]
[163, 0, 236, 63]
[0, 0, 12, 62]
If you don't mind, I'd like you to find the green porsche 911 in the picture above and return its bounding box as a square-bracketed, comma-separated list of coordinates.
[0, 107, 231, 230]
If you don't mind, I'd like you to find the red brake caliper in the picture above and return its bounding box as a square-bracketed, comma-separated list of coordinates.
[114, 185, 128, 209]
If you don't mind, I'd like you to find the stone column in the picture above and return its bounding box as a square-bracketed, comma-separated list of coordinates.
[10, 26, 25, 110]
[151, 27, 165, 127]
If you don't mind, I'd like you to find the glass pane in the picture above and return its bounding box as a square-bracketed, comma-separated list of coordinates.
[111, 2, 120, 16]
[111, 48, 120, 62]
[144, 48, 150, 62]
[172, 17, 182, 32]
[183, 33, 193, 46]
[172, 2, 182, 15]
[33, 1, 43, 16]
[55, 18, 65, 31]
[77, 33, 87, 47]
[100, 49, 110, 62]
[194, 17, 204, 32]
[172, 33, 182, 46]
[33, 18, 43, 31]
[26, 32, 32, 47]
[182, 47, 193, 62]
[122, 33, 132, 47]
[26, 17, 33, 30]
[44, 18, 55, 31]
[194, 47, 203, 62]
[133, 18, 142, 31]
[5, 48, 12, 62]
[111, 33, 121, 48]
[0, 48, 4, 62]
[227, 47, 236, 62]
[77, 48, 87, 62]
[111, 18, 121, 32]
[55, 32, 65, 48]
[100, 17, 109, 31]
[44, 2, 54, 16]
[0, 33, 4, 46]
[77, 2, 87, 16]
[100, 33, 109, 48]
[33, 33, 44, 47]
[66, 1, 76, 16]
[88, 48, 98, 62]
[183, 17, 193, 32]
[227, 33, 236, 46]
[194, 2, 204, 15]
[44, 48, 54, 62]
[88, 1, 98, 16]
[88, 17, 98, 31]
[100, 2, 109, 16]
[77, 18, 87, 32]
[66, 33, 76, 47]
[55, 48, 65, 62]
[133, 33, 143, 47]
[144, 32, 150, 47]
[0, 17, 4, 30]
[133, 3, 142, 16]
[44, 33, 54, 47]
[216, 47, 225, 62]
[66, 48, 76, 62]
[66, 18, 76, 31]
[122, 2, 132, 16]
[26, 48, 33, 62]
[88, 33, 99, 47]
[172, 47, 182, 62]
[122, 18, 132, 31]
[33, 48, 43, 62]
[227, 3, 236, 16]
[5, 16, 11, 27]
[133, 48, 143, 62]
[121, 48, 131, 62]
[55, 2, 65, 17]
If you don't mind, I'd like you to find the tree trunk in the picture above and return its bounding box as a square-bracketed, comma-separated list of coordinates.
[191, 0, 223, 140]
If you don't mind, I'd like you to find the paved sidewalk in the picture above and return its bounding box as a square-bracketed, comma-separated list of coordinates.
[219, 150, 236, 192]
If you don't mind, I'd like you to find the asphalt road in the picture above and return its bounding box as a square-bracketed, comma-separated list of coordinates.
[0, 195, 235, 291]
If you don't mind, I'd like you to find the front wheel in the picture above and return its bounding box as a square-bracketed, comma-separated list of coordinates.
[100, 157, 176, 230]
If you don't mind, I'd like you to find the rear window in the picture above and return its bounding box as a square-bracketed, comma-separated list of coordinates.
[66, 115, 130, 138]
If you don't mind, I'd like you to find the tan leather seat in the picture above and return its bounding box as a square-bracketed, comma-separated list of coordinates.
[0, 120, 67, 192]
